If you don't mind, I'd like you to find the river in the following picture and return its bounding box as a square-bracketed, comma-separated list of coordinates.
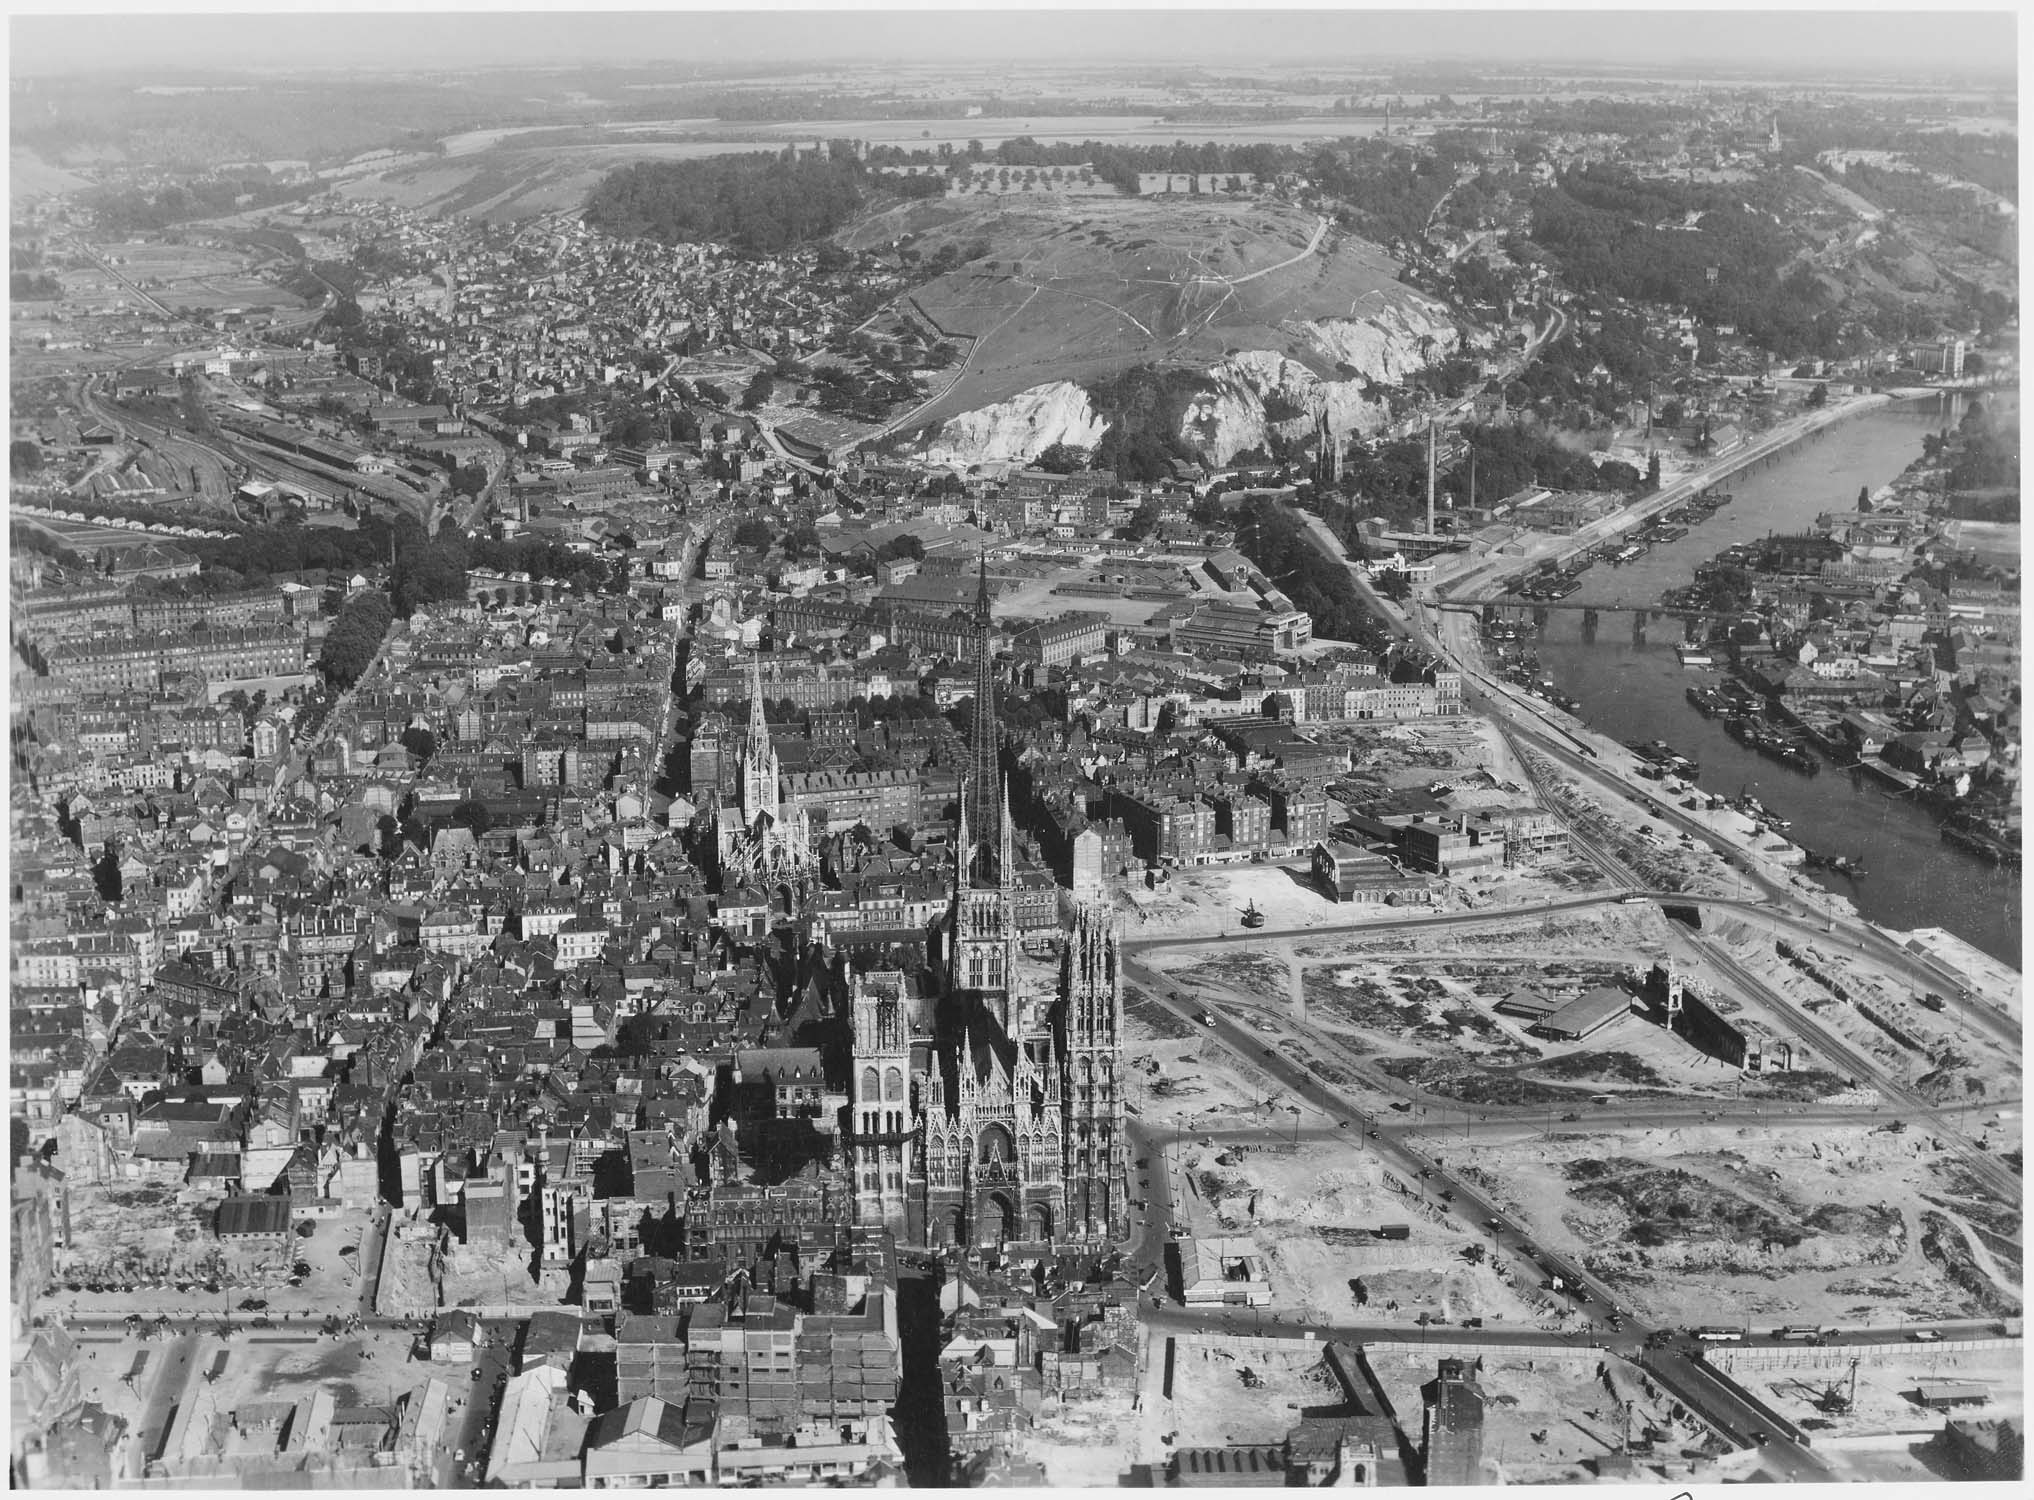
[1527, 394, 2022, 970]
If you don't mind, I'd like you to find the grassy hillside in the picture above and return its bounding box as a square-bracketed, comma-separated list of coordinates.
[844, 195, 1427, 430]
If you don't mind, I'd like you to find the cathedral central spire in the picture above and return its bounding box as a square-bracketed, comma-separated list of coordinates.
[745, 649, 770, 750]
[966, 550, 1003, 887]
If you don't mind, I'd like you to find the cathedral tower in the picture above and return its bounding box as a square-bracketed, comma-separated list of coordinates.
[1058, 897, 1126, 1242]
[848, 964, 920, 1243]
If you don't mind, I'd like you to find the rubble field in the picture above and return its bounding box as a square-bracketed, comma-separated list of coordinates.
[1109, 861, 1448, 941]
[1021, 1386, 1142, 1487]
[1149, 1339, 1347, 1451]
[1119, 1031, 1322, 1137]
[1462, 1119, 2020, 1329]
[1361, 1345, 1731, 1485]
[1171, 1141, 1558, 1330]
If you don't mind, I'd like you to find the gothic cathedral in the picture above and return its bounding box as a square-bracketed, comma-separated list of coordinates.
[844, 560, 1127, 1250]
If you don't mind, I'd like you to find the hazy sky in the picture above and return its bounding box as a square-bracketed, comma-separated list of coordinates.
[8, 4, 2020, 79]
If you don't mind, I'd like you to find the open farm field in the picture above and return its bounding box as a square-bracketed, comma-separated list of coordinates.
[9, 148, 94, 201]
[337, 140, 773, 221]
[94, 240, 311, 310]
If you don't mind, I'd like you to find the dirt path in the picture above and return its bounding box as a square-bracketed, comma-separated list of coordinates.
[1927, 1203, 2015, 1292]
[1185, 214, 1329, 287]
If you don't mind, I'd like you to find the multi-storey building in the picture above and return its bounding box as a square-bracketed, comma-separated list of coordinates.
[46, 626, 306, 693]
[1119, 791, 1216, 866]
[781, 768, 922, 835]
[1012, 612, 1108, 669]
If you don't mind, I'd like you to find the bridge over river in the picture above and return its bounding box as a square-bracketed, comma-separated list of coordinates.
[1481, 596, 1740, 616]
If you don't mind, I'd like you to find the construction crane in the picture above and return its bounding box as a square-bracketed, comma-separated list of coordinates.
[1817, 1357, 1860, 1416]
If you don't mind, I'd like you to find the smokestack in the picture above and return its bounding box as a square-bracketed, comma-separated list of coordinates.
[1426, 419, 1437, 537]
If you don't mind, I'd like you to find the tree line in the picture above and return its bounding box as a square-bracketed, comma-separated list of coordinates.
[317, 589, 393, 688]
[1232, 495, 1394, 654]
[1531, 165, 1842, 357]
[582, 153, 872, 253]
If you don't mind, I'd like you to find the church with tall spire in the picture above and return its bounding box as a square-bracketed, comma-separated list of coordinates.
[713, 651, 815, 913]
[841, 553, 1127, 1250]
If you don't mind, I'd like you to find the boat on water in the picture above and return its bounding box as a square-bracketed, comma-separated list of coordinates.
[1942, 826, 2012, 864]
[1802, 848, 1867, 878]
[1777, 744, 1821, 776]
[1686, 686, 1730, 716]
[1676, 644, 1714, 667]
[1627, 739, 1700, 778]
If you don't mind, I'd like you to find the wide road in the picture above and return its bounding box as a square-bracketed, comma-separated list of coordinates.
[129, 1331, 201, 1474]
[1122, 889, 1622, 959]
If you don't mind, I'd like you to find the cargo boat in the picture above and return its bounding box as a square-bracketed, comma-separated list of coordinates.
[1627, 739, 1700, 778]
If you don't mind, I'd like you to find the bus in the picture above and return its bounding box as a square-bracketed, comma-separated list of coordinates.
[1694, 1326, 1745, 1342]
[1775, 1326, 1824, 1343]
